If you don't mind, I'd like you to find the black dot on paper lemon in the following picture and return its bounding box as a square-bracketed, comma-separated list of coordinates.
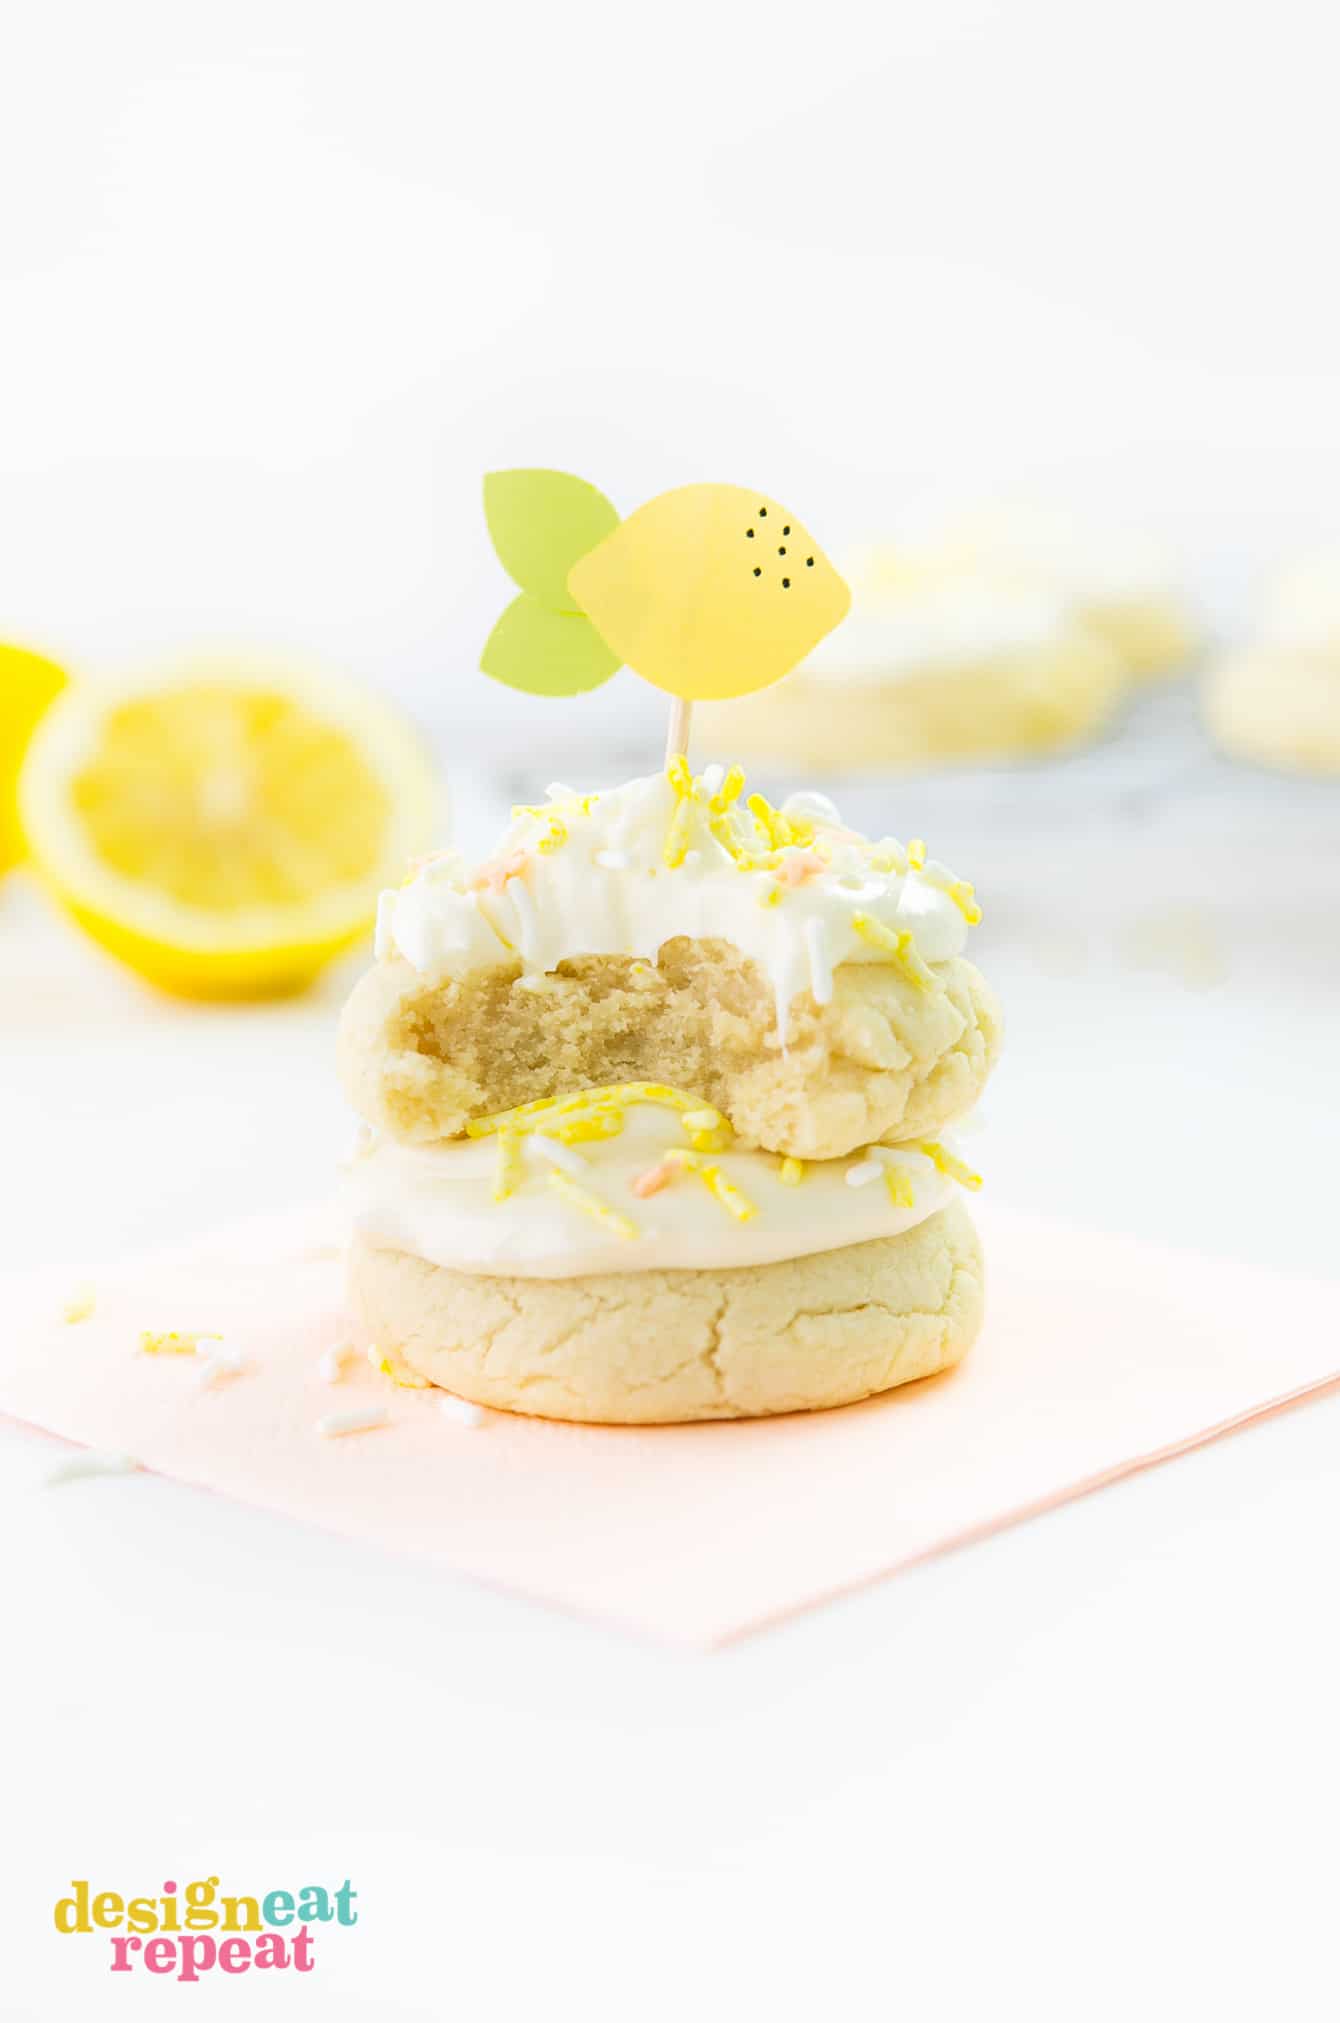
[782, 525, 791, 535]
[806, 556, 814, 567]
[778, 547, 786, 556]
[753, 567, 762, 577]
[782, 577, 791, 589]
[745, 527, 754, 538]
[758, 506, 767, 517]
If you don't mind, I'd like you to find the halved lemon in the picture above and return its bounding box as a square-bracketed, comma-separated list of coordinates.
[19, 662, 440, 998]
[1, 643, 69, 869]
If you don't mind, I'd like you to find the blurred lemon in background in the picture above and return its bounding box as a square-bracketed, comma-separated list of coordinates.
[1, 644, 68, 868]
[19, 664, 438, 997]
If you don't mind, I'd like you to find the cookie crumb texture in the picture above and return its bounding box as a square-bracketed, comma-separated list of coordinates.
[350, 1200, 983, 1423]
[340, 942, 1000, 1162]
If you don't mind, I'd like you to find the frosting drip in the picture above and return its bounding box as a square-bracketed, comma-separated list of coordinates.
[382, 768, 978, 1040]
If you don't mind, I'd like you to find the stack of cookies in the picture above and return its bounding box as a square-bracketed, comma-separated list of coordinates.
[340, 763, 1002, 1423]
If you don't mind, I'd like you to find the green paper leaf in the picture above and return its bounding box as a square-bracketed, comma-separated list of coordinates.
[483, 469, 620, 610]
[480, 594, 622, 697]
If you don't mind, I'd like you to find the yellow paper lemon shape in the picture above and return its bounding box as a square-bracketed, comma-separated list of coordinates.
[567, 483, 851, 702]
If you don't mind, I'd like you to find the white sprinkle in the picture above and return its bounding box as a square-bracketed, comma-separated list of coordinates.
[545, 781, 577, 802]
[782, 789, 842, 827]
[438, 1394, 486, 1429]
[317, 1406, 390, 1439]
[681, 849, 702, 870]
[319, 1343, 354, 1384]
[44, 1449, 141, 1487]
[374, 889, 396, 960]
[593, 848, 629, 871]
[526, 1133, 588, 1179]
[845, 1158, 884, 1188]
[700, 763, 724, 795]
[804, 916, 833, 1004]
[869, 1144, 937, 1177]
[197, 1344, 247, 1390]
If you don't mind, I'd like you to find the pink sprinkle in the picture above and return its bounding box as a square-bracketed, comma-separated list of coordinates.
[631, 1163, 674, 1199]
[775, 851, 828, 887]
[472, 847, 531, 894]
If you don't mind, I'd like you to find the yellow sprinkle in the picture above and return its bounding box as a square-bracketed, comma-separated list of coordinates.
[548, 1110, 625, 1145]
[665, 1148, 756, 1222]
[469, 1082, 705, 1140]
[746, 792, 785, 850]
[62, 1288, 96, 1325]
[779, 1157, 805, 1186]
[536, 816, 568, 855]
[758, 883, 783, 907]
[921, 865, 982, 924]
[708, 764, 746, 813]
[666, 754, 693, 797]
[602, 1082, 699, 1112]
[867, 838, 910, 875]
[907, 838, 927, 870]
[140, 1330, 220, 1357]
[684, 1108, 736, 1157]
[367, 1343, 430, 1389]
[684, 1103, 732, 1154]
[883, 1164, 915, 1208]
[918, 1140, 983, 1190]
[700, 1163, 756, 1223]
[467, 1087, 612, 1137]
[851, 913, 938, 991]
[663, 795, 694, 869]
[547, 1171, 639, 1240]
[493, 1129, 523, 1201]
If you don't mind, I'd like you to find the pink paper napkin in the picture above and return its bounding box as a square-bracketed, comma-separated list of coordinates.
[5, 1202, 1339, 1645]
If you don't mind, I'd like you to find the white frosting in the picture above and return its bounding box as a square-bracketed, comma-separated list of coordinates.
[800, 576, 1075, 684]
[383, 771, 974, 1040]
[347, 1101, 965, 1278]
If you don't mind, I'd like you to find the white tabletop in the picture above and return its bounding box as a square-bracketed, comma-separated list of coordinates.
[5, 702, 1339, 2021]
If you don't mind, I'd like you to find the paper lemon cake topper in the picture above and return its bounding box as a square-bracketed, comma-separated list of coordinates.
[481, 470, 850, 704]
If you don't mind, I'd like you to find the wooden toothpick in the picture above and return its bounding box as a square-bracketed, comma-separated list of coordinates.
[664, 698, 692, 768]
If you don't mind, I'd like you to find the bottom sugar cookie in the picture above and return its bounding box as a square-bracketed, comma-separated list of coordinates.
[349, 1200, 983, 1425]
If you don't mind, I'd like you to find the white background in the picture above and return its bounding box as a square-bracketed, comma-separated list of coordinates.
[4, 3, 1340, 2018]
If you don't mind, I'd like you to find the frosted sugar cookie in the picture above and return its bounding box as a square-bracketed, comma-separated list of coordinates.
[933, 505, 1199, 680]
[698, 562, 1126, 771]
[1204, 551, 1340, 774]
[340, 767, 1000, 1422]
